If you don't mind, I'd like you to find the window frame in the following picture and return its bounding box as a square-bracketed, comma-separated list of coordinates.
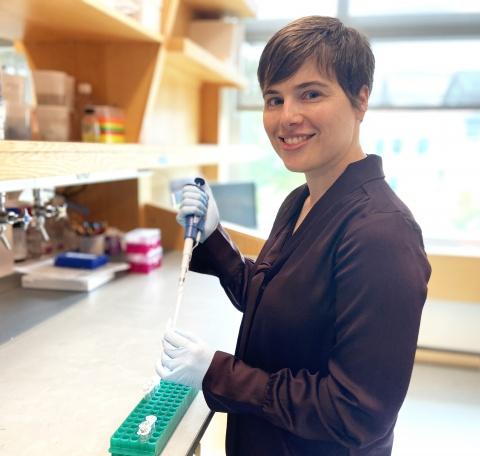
[240, 0, 480, 111]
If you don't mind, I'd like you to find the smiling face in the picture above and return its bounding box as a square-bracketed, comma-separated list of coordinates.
[262, 58, 368, 183]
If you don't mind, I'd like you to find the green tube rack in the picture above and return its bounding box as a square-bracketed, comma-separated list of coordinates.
[109, 380, 197, 456]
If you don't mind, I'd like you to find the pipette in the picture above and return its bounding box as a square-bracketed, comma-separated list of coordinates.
[172, 177, 206, 328]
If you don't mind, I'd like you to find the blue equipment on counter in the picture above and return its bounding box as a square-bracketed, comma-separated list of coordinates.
[54, 251, 108, 269]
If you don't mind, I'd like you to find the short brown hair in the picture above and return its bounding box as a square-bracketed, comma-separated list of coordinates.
[257, 16, 375, 108]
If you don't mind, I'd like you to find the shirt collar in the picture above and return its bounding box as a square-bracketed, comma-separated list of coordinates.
[300, 154, 385, 209]
[327, 153, 385, 197]
[278, 154, 384, 238]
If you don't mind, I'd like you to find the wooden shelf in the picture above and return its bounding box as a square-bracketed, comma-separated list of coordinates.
[0, 1, 254, 230]
[0, 141, 247, 189]
[165, 37, 246, 88]
[0, 0, 163, 42]
[184, 0, 256, 18]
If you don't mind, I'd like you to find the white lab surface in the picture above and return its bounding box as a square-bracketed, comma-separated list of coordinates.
[0, 252, 241, 456]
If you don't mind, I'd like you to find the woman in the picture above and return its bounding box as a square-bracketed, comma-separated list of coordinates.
[156, 16, 431, 455]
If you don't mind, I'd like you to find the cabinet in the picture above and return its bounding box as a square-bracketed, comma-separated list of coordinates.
[0, 0, 255, 231]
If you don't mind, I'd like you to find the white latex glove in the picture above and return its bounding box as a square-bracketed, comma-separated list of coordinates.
[155, 327, 215, 390]
[175, 182, 219, 242]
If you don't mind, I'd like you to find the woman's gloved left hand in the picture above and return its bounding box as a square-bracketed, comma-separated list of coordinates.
[156, 327, 215, 390]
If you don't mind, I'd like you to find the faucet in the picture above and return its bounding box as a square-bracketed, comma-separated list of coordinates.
[0, 192, 32, 250]
[1, 189, 68, 252]
[31, 189, 60, 242]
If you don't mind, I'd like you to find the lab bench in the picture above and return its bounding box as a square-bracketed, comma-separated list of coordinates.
[0, 252, 241, 456]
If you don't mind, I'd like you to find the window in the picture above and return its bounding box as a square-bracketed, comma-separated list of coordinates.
[226, 2, 480, 245]
[370, 40, 480, 108]
[348, 0, 480, 16]
[254, 0, 337, 20]
[361, 110, 480, 242]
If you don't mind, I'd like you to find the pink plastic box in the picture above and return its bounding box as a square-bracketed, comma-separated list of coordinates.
[124, 228, 162, 273]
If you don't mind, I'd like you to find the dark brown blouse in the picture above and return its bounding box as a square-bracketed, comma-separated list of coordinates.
[190, 155, 431, 455]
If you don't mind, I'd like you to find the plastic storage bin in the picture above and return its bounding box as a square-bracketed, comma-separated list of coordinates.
[125, 228, 162, 273]
[32, 70, 74, 108]
[4, 101, 31, 139]
[36, 105, 71, 141]
[1, 73, 26, 104]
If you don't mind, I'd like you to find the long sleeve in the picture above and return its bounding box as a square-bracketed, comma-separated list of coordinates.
[189, 224, 257, 312]
[202, 212, 431, 449]
[189, 186, 303, 313]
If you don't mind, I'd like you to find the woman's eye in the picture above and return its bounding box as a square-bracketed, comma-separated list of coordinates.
[303, 91, 321, 100]
[265, 97, 283, 107]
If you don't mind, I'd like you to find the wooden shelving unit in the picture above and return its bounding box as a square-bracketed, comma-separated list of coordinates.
[184, 0, 256, 18]
[166, 37, 246, 87]
[0, 0, 255, 230]
[0, 0, 163, 42]
[0, 140, 245, 183]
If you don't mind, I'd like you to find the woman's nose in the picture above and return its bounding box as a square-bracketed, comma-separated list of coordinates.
[280, 101, 303, 128]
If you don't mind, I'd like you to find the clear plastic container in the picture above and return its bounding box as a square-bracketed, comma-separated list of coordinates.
[1, 73, 26, 104]
[32, 70, 75, 108]
[36, 105, 71, 141]
[4, 101, 31, 139]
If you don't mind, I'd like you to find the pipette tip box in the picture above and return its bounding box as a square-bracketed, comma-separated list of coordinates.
[109, 380, 197, 456]
[54, 251, 108, 269]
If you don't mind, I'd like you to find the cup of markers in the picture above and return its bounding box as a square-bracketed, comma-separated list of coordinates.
[74, 220, 107, 255]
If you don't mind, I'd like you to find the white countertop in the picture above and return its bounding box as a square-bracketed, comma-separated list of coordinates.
[0, 252, 242, 456]
[1, 250, 478, 456]
[418, 298, 480, 354]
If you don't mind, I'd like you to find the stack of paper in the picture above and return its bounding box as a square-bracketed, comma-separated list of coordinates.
[15, 259, 130, 291]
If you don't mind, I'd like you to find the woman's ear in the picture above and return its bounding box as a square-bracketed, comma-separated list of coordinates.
[355, 85, 369, 121]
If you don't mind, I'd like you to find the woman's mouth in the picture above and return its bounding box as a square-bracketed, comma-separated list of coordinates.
[279, 134, 315, 147]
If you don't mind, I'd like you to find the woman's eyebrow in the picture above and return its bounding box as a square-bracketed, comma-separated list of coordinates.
[263, 80, 330, 96]
[262, 89, 280, 97]
[295, 81, 330, 90]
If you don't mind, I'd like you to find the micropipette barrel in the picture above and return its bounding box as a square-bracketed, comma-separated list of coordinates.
[173, 177, 206, 328]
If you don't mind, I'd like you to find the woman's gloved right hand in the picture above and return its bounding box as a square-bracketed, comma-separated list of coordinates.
[176, 181, 219, 242]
